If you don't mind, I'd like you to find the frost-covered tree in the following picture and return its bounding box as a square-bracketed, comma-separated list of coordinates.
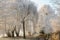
[38, 5, 55, 34]
[0, 0, 38, 38]
[16, 0, 38, 38]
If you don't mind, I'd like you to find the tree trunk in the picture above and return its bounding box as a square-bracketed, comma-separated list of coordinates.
[7, 31, 11, 37]
[23, 20, 26, 38]
[16, 32, 19, 37]
[12, 30, 14, 37]
[7, 33, 11, 37]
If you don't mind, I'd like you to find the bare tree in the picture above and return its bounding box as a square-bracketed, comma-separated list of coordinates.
[14, 0, 38, 38]
[38, 5, 54, 34]
[0, 0, 38, 38]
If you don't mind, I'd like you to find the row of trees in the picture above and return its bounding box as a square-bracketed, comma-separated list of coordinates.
[0, 0, 60, 38]
[37, 1, 60, 40]
[0, 0, 38, 38]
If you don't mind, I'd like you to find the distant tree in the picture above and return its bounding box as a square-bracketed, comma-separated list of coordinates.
[38, 5, 54, 34]
[13, 0, 37, 38]
[1, 0, 38, 38]
[0, 0, 38, 38]
[17, 0, 37, 38]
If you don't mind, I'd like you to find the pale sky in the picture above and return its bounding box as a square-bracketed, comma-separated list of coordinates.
[30, 0, 53, 10]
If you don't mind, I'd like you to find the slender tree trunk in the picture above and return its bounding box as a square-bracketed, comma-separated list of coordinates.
[23, 19, 26, 38]
[7, 30, 11, 37]
[12, 30, 14, 37]
[16, 32, 19, 37]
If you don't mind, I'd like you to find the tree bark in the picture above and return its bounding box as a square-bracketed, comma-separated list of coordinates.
[12, 30, 14, 37]
[23, 20, 26, 38]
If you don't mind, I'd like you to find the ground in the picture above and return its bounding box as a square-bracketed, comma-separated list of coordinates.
[0, 38, 45, 40]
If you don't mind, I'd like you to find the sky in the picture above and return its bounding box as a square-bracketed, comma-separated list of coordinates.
[30, 0, 53, 10]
